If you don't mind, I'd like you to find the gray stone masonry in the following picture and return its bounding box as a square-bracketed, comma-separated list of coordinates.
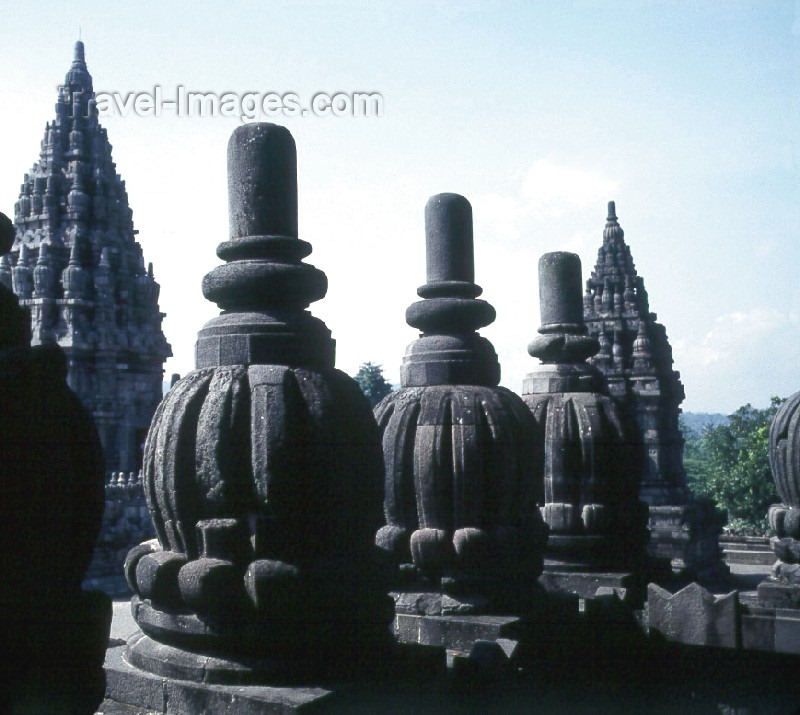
[10, 41, 171, 475]
[583, 202, 727, 584]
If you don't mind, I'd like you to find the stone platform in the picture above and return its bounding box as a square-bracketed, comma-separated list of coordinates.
[99, 579, 800, 715]
[104, 643, 334, 714]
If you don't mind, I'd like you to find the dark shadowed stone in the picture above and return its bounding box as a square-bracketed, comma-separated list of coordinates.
[0, 212, 12, 255]
[125, 124, 392, 684]
[761, 390, 800, 610]
[375, 193, 547, 616]
[227, 123, 298, 240]
[523, 251, 650, 601]
[105, 641, 334, 713]
[538, 252, 585, 332]
[0, 210, 111, 713]
[135, 551, 187, 608]
[422, 193, 476, 287]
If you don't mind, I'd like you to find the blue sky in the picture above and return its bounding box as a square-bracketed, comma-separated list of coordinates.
[1, 0, 798, 413]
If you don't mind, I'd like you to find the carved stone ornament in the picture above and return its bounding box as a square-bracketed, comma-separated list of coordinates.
[767, 392, 800, 585]
[523, 251, 648, 572]
[374, 193, 547, 612]
[124, 124, 392, 683]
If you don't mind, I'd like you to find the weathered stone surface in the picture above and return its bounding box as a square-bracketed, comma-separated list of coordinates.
[375, 193, 547, 613]
[105, 643, 334, 714]
[583, 202, 685, 505]
[763, 389, 800, 609]
[10, 41, 171, 476]
[125, 124, 392, 683]
[393, 612, 522, 654]
[647, 582, 738, 648]
[582, 203, 727, 582]
[539, 571, 636, 601]
[757, 578, 800, 609]
[742, 604, 800, 655]
[523, 251, 649, 589]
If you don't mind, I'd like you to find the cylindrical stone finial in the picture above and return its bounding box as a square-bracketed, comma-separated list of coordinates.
[227, 123, 298, 240]
[607, 200, 616, 221]
[424, 193, 474, 284]
[538, 252, 584, 331]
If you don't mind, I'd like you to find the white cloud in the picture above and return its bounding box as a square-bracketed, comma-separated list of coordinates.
[675, 308, 787, 370]
[675, 308, 800, 412]
[706, 308, 782, 361]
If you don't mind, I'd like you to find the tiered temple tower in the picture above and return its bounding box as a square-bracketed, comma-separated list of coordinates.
[582, 202, 726, 582]
[8, 41, 171, 474]
[582, 201, 686, 505]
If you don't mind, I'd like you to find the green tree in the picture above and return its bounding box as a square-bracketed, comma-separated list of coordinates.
[353, 362, 393, 408]
[683, 398, 784, 532]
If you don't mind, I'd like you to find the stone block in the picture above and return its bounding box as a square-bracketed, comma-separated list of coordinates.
[757, 578, 800, 609]
[394, 613, 422, 644]
[647, 582, 738, 648]
[540, 570, 637, 602]
[741, 607, 776, 652]
[392, 612, 521, 654]
[774, 608, 800, 654]
[105, 643, 334, 714]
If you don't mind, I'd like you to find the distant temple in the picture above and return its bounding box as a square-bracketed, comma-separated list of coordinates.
[6, 41, 171, 474]
[583, 202, 726, 580]
[583, 201, 687, 506]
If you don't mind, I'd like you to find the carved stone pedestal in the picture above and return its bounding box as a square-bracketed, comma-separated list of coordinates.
[374, 194, 547, 622]
[522, 252, 651, 608]
[105, 640, 335, 714]
[123, 124, 393, 698]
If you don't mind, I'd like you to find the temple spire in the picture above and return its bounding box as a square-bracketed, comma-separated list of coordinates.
[8, 41, 170, 477]
[64, 39, 93, 97]
[603, 199, 624, 244]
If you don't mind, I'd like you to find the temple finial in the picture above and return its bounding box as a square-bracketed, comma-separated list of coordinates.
[401, 193, 498, 386]
[74, 39, 85, 64]
[424, 193, 475, 286]
[603, 200, 624, 243]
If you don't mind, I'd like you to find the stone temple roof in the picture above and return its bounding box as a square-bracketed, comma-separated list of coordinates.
[8, 40, 170, 362]
[583, 201, 681, 386]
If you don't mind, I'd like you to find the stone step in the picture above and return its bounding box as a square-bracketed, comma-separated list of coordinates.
[724, 549, 775, 566]
[721, 541, 772, 551]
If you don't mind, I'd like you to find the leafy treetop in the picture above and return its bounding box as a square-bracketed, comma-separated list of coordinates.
[682, 397, 785, 534]
[354, 362, 393, 408]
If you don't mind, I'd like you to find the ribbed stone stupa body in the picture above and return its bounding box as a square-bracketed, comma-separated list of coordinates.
[9, 41, 171, 474]
[374, 194, 547, 614]
[761, 393, 800, 607]
[124, 124, 391, 682]
[523, 252, 649, 598]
